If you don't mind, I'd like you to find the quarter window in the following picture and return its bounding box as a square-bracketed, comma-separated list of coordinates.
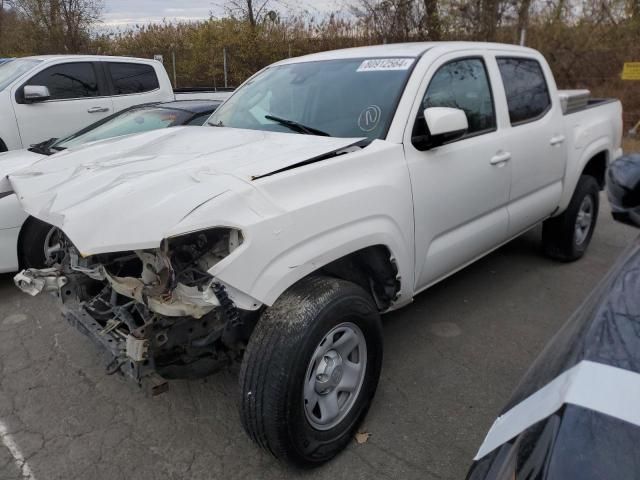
[497, 58, 551, 124]
[422, 58, 496, 136]
[108, 63, 159, 95]
[26, 62, 99, 100]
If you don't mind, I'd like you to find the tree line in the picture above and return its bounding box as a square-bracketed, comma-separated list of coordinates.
[1, 0, 639, 125]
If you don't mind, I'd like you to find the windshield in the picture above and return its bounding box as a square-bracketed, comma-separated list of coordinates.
[207, 58, 415, 140]
[55, 107, 191, 150]
[0, 59, 42, 92]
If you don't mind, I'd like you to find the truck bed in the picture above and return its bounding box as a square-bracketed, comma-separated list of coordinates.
[563, 97, 618, 116]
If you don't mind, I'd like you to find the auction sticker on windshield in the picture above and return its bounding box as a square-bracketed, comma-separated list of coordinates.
[357, 58, 414, 72]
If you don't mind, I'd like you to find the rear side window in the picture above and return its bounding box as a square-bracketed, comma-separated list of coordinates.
[422, 58, 496, 135]
[26, 62, 98, 100]
[497, 58, 551, 124]
[108, 63, 159, 95]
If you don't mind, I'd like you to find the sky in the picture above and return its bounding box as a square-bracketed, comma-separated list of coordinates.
[101, 0, 348, 28]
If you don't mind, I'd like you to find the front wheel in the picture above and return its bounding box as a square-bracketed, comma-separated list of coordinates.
[542, 175, 600, 262]
[239, 276, 383, 467]
[19, 216, 64, 269]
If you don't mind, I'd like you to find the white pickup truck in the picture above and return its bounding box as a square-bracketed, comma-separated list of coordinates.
[0, 55, 231, 151]
[10, 42, 622, 467]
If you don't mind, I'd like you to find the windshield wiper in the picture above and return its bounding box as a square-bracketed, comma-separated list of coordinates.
[28, 137, 58, 156]
[265, 115, 330, 137]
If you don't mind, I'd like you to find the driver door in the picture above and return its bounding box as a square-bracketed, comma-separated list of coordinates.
[405, 54, 512, 291]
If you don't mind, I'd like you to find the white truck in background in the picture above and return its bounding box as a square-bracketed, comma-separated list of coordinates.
[10, 42, 623, 467]
[0, 55, 232, 151]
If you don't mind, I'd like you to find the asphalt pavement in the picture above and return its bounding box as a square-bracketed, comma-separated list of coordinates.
[0, 194, 637, 480]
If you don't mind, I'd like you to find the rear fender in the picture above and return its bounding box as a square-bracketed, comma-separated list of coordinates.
[556, 137, 611, 214]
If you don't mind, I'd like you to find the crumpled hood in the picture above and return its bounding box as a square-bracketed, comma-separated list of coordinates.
[0, 149, 44, 193]
[9, 126, 362, 255]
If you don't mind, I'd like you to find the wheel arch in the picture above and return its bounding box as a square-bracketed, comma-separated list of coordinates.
[557, 140, 611, 214]
[257, 235, 410, 311]
[213, 219, 414, 312]
[582, 150, 608, 190]
[314, 244, 401, 311]
[16, 215, 37, 268]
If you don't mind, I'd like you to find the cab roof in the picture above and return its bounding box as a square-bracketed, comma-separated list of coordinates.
[19, 54, 159, 63]
[278, 42, 539, 65]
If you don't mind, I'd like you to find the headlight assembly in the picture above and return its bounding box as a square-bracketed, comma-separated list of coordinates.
[162, 227, 244, 284]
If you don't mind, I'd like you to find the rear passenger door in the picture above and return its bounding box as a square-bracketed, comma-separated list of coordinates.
[12, 61, 113, 147]
[106, 62, 171, 112]
[495, 56, 567, 236]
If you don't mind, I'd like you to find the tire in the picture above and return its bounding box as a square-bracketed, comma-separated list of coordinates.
[239, 276, 383, 467]
[19, 216, 61, 269]
[542, 175, 600, 262]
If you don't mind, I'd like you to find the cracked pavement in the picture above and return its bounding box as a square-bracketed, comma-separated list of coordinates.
[0, 194, 637, 480]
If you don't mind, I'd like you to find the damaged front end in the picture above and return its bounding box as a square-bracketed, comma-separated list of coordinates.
[15, 227, 256, 395]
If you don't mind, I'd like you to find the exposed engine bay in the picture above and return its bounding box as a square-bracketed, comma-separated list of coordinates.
[15, 227, 257, 395]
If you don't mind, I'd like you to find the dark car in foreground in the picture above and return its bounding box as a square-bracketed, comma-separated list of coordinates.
[467, 153, 640, 480]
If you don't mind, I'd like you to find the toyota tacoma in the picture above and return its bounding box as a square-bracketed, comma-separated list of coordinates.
[9, 42, 623, 466]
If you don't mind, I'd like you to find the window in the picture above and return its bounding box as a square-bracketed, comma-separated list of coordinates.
[109, 63, 159, 95]
[497, 58, 551, 124]
[55, 107, 190, 150]
[26, 62, 98, 100]
[185, 112, 214, 126]
[208, 58, 415, 140]
[422, 58, 496, 135]
[0, 59, 41, 92]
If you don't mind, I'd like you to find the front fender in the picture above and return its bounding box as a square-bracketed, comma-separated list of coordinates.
[190, 140, 416, 310]
[213, 215, 413, 308]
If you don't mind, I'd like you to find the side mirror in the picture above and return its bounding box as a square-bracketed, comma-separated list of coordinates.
[608, 154, 640, 228]
[23, 85, 51, 103]
[412, 107, 468, 150]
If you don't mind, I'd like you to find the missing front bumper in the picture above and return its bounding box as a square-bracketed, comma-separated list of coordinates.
[62, 304, 169, 396]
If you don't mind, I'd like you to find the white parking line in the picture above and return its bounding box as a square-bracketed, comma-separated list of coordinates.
[0, 419, 37, 480]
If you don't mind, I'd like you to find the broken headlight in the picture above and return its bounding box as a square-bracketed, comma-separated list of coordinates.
[163, 228, 243, 288]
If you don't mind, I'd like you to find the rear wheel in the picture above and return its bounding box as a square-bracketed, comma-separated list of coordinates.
[542, 175, 600, 261]
[19, 217, 64, 269]
[239, 276, 383, 467]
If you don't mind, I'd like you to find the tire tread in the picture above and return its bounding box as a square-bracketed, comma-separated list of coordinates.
[239, 276, 381, 467]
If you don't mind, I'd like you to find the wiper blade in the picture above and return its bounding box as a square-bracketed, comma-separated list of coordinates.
[28, 137, 58, 156]
[265, 115, 330, 137]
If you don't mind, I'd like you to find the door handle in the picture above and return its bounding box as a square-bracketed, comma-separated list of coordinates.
[88, 106, 109, 113]
[490, 151, 511, 165]
[550, 135, 565, 146]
